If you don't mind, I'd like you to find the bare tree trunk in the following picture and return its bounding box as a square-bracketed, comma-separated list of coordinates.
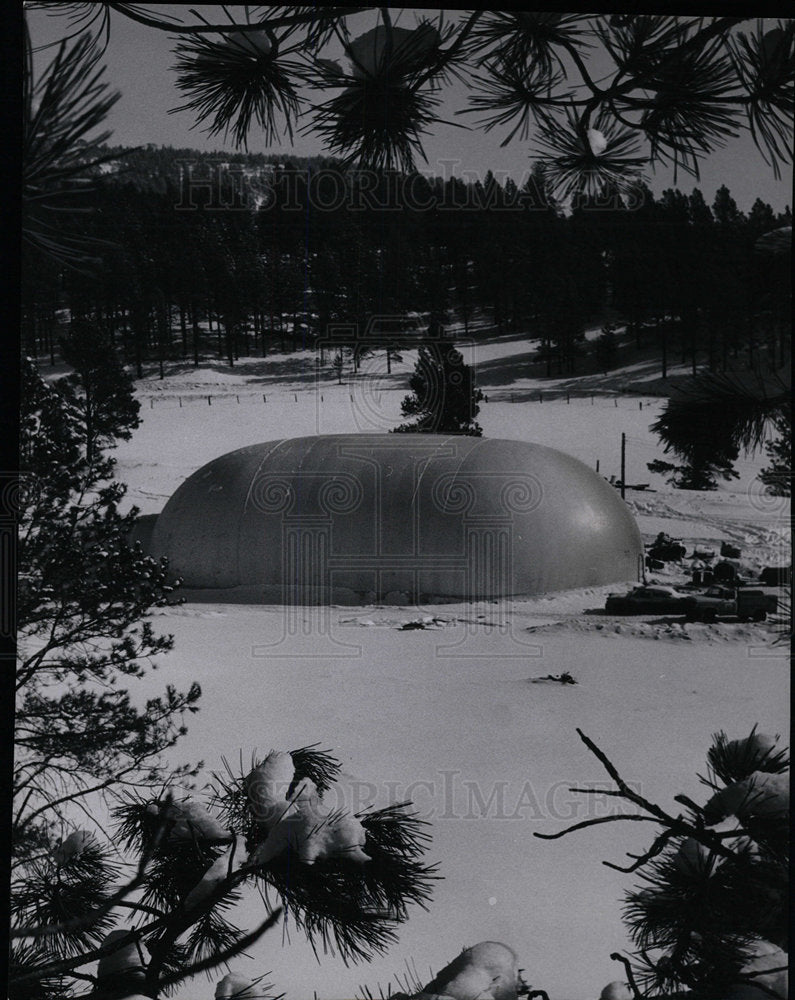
[180, 304, 188, 357]
[133, 309, 144, 379]
[191, 300, 200, 368]
[225, 314, 235, 368]
[156, 303, 166, 380]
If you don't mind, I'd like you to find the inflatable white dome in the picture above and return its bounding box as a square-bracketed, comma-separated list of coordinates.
[147, 434, 643, 604]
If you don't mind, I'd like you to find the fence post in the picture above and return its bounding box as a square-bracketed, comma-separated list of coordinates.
[208, 395, 211, 405]
[620, 433, 626, 501]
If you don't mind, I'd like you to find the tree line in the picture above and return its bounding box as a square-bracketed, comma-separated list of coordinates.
[22, 144, 791, 383]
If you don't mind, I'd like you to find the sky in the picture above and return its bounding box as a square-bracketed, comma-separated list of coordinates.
[27, 6, 794, 214]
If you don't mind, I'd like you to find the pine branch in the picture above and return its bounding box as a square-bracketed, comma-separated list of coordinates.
[534, 814, 662, 840]
[575, 728, 671, 822]
[609, 953, 644, 1000]
[105, 3, 369, 35]
[535, 730, 743, 865]
[8, 918, 162, 987]
[603, 828, 678, 873]
[11, 821, 167, 941]
[153, 909, 283, 992]
[415, 10, 483, 90]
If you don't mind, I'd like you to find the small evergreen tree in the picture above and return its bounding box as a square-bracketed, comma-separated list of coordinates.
[393, 341, 483, 436]
[758, 411, 791, 497]
[652, 371, 790, 492]
[58, 319, 141, 463]
[648, 446, 741, 491]
[332, 348, 345, 384]
[647, 369, 793, 491]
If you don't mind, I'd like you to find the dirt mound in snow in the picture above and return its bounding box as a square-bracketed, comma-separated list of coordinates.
[525, 617, 780, 644]
[338, 613, 505, 630]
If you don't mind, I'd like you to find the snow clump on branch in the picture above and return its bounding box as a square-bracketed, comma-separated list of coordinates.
[245, 750, 370, 866]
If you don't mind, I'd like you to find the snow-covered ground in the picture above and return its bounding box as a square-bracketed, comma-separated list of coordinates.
[110, 335, 789, 999]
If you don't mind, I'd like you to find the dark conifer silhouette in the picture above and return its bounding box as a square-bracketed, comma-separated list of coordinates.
[393, 329, 484, 436]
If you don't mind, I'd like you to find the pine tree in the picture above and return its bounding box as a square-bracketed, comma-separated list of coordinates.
[676, 453, 741, 491]
[747, 197, 777, 237]
[16, 358, 201, 863]
[393, 339, 483, 436]
[594, 321, 619, 372]
[758, 411, 792, 497]
[712, 184, 745, 228]
[647, 447, 741, 491]
[9, 745, 438, 999]
[652, 371, 791, 490]
[537, 728, 789, 999]
[58, 319, 141, 463]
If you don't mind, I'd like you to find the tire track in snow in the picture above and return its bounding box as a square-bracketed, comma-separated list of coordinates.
[630, 494, 789, 552]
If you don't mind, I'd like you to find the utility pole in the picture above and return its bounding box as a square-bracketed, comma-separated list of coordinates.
[620, 432, 626, 500]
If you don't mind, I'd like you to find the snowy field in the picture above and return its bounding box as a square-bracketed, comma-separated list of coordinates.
[110, 336, 789, 999]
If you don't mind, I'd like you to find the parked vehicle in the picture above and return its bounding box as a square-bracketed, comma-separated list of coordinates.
[683, 586, 778, 622]
[760, 565, 791, 586]
[713, 560, 752, 586]
[605, 585, 691, 615]
[647, 533, 687, 562]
